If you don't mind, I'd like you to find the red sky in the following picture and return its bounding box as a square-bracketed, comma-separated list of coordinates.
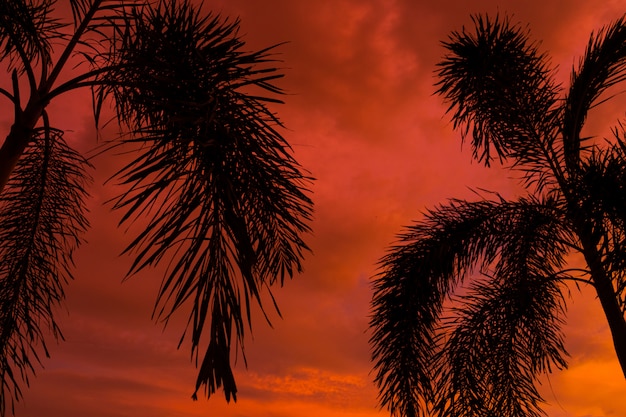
[7, 1, 626, 416]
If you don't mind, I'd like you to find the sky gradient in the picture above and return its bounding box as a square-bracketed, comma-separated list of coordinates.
[9, 1, 626, 416]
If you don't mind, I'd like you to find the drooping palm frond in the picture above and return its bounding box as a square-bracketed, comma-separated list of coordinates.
[68, 0, 132, 29]
[436, 278, 567, 417]
[0, 128, 90, 416]
[434, 199, 570, 417]
[370, 196, 571, 417]
[436, 14, 562, 190]
[65, 0, 136, 56]
[0, 0, 66, 81]
[562, 16, 626, 171]
[68, 0, 93, 27]
[99, 0, 312, 402]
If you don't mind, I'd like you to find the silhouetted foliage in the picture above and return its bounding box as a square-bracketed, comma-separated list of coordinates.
[370, 14, 626, 417]
[0, 0, 312, 415]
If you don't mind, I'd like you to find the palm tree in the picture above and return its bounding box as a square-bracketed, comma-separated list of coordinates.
[0, 0, 312, 415]
[370, 14, 626, 417]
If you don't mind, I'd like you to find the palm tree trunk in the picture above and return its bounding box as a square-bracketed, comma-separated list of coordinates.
[0, 103, 43, 194]
[581, 235, 626, 379]
[593, 269, 626, 378]
[0, 127, 30, 193]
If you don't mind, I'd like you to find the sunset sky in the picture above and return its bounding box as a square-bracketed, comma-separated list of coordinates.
[8, 1, 626, 416]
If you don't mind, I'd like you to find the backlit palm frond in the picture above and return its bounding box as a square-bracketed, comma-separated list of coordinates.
[575, 139, 626, 233]
[371, 196, 567, 417]
[68, 0, 133, 28]
[102, 0, 312, 402]
[562, 16, 626, 171]
[0, 0, 66, 76]
[437, 278, 567, 417]
[435, 199, 570, 417]
[0, 128, 90, 416]
[436, 14, 561, 180]
[68, 0, 93, 26]
[66, 0, 138, 62]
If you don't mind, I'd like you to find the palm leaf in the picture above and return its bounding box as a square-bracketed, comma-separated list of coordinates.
[562, 16, 626, 171]
[0, 128, 90, 415]
[435, 200, 570, 417]
[436, 14, 561, 190]
[0, 0, 67, 80]
[99, 0, 312, 402]
[370, 196, 571, 417]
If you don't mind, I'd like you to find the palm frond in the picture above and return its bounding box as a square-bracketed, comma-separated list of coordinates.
[436, 277, 567, 417]
[436, 14, 561, 185]
[0, 128, 91, 415]
[67, 0, 139, 61]
[100, 0, 312, 402]
[370, 196, 570, 417]
[68, 0, 92, 27]
[0, 0, 66, 77]
[435, 200, 570, 417]
[68, 0, 122, 28]
[562, 15, 626, 171]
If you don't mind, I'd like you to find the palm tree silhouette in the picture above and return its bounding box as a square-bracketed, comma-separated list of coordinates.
[0, 1, 312, 415]
[370, 14, 626, 417]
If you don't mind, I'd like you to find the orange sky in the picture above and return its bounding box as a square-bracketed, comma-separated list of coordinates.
[8, 1, 626, 416]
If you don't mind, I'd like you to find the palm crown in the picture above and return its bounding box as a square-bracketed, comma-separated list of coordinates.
[0, 0, 312, 415]
[370, 14, 626, 417]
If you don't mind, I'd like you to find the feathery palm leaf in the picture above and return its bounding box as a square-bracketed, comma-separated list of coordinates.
[0, 0, 312, 413]
[371, 196, 570, 417]
[0, 0, 62, 76]
[99, 0, 312, 401]
[436, 14, 562, 191]
[435, 199, 570, 417]
[562, 16, 626, 170]
[0, 129, 90, 415]
[436, 275, 567, 417]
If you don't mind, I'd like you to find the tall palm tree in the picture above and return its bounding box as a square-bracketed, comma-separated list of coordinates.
[370, 14, 626, 417]
[0, 0, 312, 415]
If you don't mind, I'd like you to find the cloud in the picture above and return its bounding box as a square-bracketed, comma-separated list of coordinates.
[12, 2, 626, 417]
